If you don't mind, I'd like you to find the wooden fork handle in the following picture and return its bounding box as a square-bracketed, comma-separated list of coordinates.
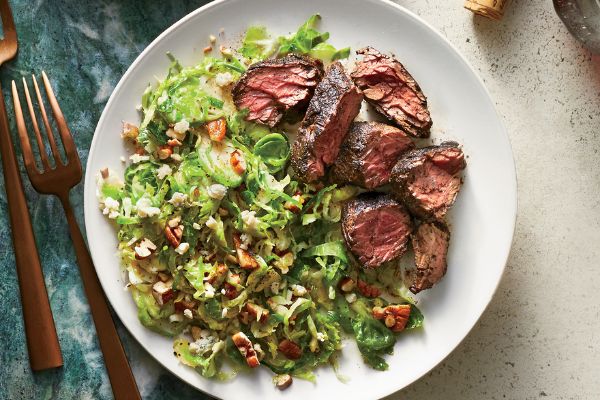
[58, 193, 141, 400]
[0, 88, 63, 371]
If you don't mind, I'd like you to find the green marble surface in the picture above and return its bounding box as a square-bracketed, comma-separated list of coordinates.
[0, 1, 214, 399]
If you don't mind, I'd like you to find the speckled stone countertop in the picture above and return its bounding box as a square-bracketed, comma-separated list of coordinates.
[0, 1, 598, 399]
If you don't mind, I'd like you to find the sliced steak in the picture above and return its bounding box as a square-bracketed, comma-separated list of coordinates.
[410, 220, 450, 293]
[351, 47, 432, 138]
[391, 142, 466, 220]
[342, 193, 412, 268]
[232, 54, 324, 127]
[330, 121, 415, 189]
[290, 62, 363, 182]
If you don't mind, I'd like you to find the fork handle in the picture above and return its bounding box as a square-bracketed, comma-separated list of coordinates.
[0, 87, 63, 371]
[58, 192, 141, 400]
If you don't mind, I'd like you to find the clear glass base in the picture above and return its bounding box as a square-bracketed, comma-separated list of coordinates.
[554, 0, 600, 53]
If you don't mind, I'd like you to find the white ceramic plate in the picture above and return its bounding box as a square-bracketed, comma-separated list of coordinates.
[83, 0, 517, 398]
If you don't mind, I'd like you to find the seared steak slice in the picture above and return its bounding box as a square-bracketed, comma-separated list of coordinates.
[410, 220, 450, 293]
[291, 62, 363, 182]
[351, 47, 432, 138]
[342, 193, 412, 268]
[330, 121, 415, 189]
[232, 54, 323, 127]
[391, 142, 466, 220]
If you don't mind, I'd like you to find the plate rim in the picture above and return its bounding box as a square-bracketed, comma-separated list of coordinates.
[83, 0, 518, 398]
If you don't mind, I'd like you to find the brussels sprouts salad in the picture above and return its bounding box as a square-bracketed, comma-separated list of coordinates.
[97, 15, 423, 389]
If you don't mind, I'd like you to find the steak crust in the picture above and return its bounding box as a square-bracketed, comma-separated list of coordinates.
[391, 142, 466, 220]
[232, 54, 324, 127]
[351, 47, 432, 138]
[330, 121, 415, 189]
[342, 193, 413, 268]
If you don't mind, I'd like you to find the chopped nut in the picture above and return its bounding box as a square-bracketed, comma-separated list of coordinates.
[278, 339, 302, 360]
[283, 192, 304, 213]
[229, 150, 246, 174]
[167, 138, 182, 147]
[174, 299, 197, 312]
[219, 45, 232, 56]
[238, 311, 250, 325]
[206, 117, 227, 142]
[203, 45, 213, 53]
[232, 332, 260, 368]
[157, 145, 173, 160]
[175, 242, 190, 255]
[218, 207, 229, 216]
[100, 167, 109, 179]
[372, 304, 411, 332]
[274, 374, 293, 391]
[157, 272, 170, 282]
[166, 127, 186, 142]
[152, 280, 174, 306]
[223, 282, 238, 299]
[339, 277, 355, 292]
[165, 225, 184, 248]
[207, 263, 229, 287]
[134, 238, 157, 260]
[209, 34, 217, 43]
[190, 326, 202, 341]
[183, 309, 193, 319]
[121, 121, 139, 141]
[357, 279, 381, 298]
[245, 303, 269, 323]
[233, 233, 259, 270]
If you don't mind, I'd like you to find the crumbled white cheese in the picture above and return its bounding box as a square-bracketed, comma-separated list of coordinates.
[192, 222, 202, 230]
[344, 293, 357, 304]
[136, 197, 161, 218]
[183, 309, 193, 319]
[102, 196, 120, 219]
[240, 210, 259, 231]
[200, 329, 211, 339]
[207, 184, 227, 200]
[175, 242, 190, 255]
[215, 72, 234, 87]
[291, 284, 307, 297]
[156, 164, 172, 180]
[170, 153, 183, 162]
[221, 307, 228, 319]
[168, 192, 188, 207]
[129, 153, 150, 163]
[204, 282, 215, 298]
[316, 332, 326, 342]
[240, 233, 252, 250]
[169, 313, 184, 323]
[189, 342, 201, 354]
[209, 34, 217, 43]
[174, 119, 190, 134]
[205, 216, 218, 230]
[120, 156, 126, 163]
[189, 335, 217, 355]
[328, 285, 336, 300]
[168, 216, 181, 228]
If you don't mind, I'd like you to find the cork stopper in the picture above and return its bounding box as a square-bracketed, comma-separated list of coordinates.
[464, 0, 509, 20]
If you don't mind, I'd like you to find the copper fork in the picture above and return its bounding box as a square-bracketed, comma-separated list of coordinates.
[12, 72, 141, 400]
[0, 0, 63, 371]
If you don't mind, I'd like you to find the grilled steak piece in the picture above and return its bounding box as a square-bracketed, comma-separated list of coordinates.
[232, 54, 324, 127]
[410, 220, 450, 293]
[330, 121, 415, 189]
[342, 193, 412, 268]
[391, 142, 466, 220]
[351, 47, 432, 138]
[290, 62, 363, 182]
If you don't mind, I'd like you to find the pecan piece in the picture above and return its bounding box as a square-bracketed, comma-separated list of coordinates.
[165, 224, 184, 248]
[207, 263, 229, 288]
[233, 233, 259, 270]
[245, 303, 269, 323]
[223, 282, 238, 300]
[152, 280, 174, 306]
[356, 279, 381, 298]
[338, 277, 356, 293]
[232, 332, 260, 368]
[206, 117, 227, 142]
[274, 374, 293, 390]
[372, 304, 411, 332]
[230, 150, 246, 174]
[278, 339, 302, 360]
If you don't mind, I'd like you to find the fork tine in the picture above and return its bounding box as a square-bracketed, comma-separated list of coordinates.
[19, 78, 51, 170]
[30, 74, 64, 166]
[41, 72, 78, 161]
[11, 80, 40, 176]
